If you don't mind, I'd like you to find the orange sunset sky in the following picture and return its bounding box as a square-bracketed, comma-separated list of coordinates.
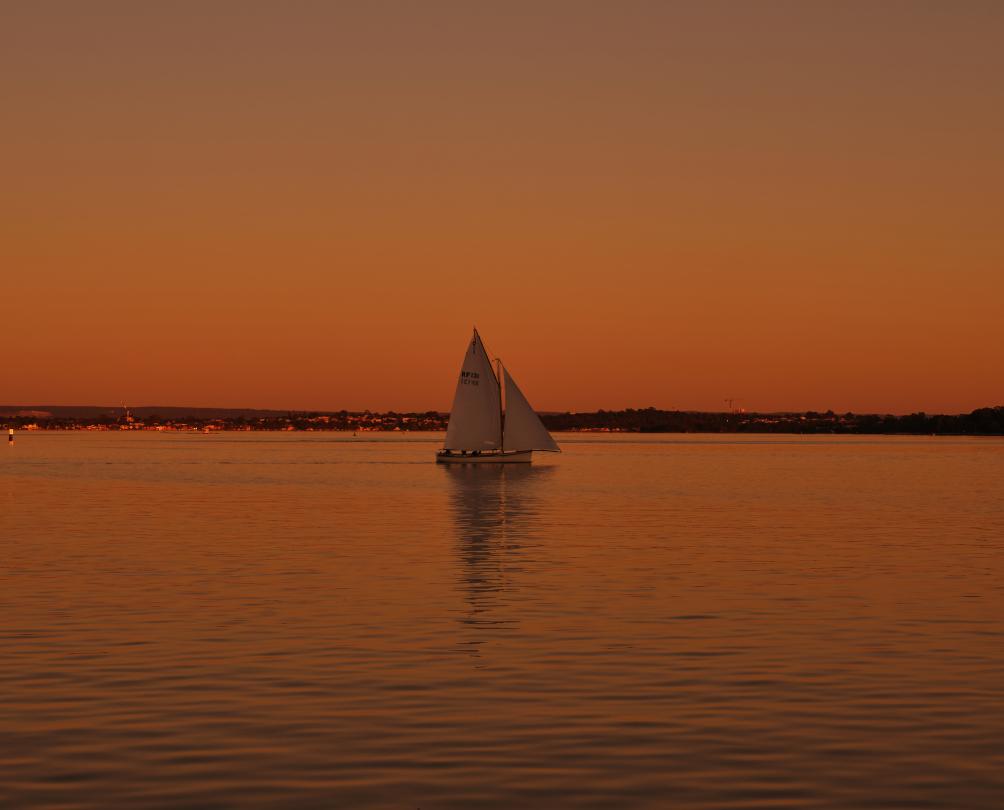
[3, 2, 1002, 414]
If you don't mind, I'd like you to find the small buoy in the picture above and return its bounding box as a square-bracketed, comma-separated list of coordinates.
[7, 428, 13, 446]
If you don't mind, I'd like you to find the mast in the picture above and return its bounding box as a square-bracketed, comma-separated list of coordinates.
[497, 357, 504, 450]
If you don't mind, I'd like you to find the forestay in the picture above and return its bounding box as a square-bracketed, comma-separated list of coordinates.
[444, 330, 502, 451]
[502, 367, 560, 452]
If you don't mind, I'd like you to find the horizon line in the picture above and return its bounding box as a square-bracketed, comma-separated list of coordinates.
[3, 403, 1001, 419]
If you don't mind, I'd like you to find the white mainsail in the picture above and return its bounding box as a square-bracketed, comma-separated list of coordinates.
[443, 330, 502, 451]
[502, 366, 560, 452]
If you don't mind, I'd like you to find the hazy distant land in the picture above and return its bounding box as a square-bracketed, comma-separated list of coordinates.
[2, 406, 1002, 435]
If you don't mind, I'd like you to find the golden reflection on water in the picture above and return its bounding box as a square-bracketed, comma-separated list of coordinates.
[1, 433, 1003, 808]
[446, 465, 553, 659]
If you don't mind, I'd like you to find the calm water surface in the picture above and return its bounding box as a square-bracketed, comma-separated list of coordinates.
[2, 432, 1003, 808]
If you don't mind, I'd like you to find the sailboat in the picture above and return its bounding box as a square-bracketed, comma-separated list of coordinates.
[436, 328, 560, 464]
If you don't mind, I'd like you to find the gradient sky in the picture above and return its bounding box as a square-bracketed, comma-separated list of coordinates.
[3, 1, 1002, 413]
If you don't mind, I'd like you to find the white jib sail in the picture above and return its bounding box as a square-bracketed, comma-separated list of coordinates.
[444, 330, 502, 451]
[502, 367, 560, 452]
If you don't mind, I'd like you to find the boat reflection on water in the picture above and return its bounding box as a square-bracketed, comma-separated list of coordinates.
[442, 463, 555, 660]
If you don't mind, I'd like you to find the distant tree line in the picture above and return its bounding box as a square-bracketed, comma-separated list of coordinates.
[541, 406, 1004, 435]
[4, 406, 1003, 435]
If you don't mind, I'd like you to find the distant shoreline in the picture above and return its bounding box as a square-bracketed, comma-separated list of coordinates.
[3, 406, 1002, 436]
